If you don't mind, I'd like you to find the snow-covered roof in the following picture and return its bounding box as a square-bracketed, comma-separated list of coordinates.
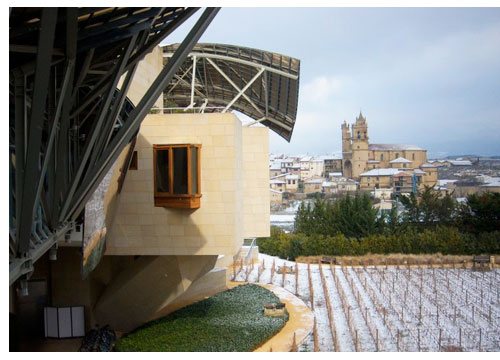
[360, 168, 401, 177]
[300, 156, 312, 162]
[393, 171, 412, 177]
[367, 160, 380, 163]
[389, 157, 412, 164]
[322, 181, 336, 187]
[413, 169, 426, 175]
[328, 172, 342, 177]
[481, 180, 500, 187]
[270, 179, 286, 184]
[319, 154, 342, 160]
[270, 189, 283, 194]
[269, 162, 282, 170]
[369, 144, 424, 151]
[305, 179, 323, 184]
[449, 160, 472, 166]
[420, 163, 436, 168]
[285, 174, 299, 180]
[438, 179, 458, 186]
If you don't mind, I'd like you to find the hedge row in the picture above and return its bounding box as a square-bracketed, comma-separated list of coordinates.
[258, 226, 500, 261]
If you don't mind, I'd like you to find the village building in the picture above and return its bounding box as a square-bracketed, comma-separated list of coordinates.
[322, 155, 343, 175]
[322, 181, 338, 195]
[285, 174, 300, 192]
[270, 188, 283, 205]
[303, 178, 324, 194]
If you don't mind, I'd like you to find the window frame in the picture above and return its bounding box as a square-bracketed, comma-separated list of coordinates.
[153, 144, 201, 208]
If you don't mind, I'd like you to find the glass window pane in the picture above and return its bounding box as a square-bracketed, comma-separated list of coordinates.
[173, 147, 188, 194]
[155, 149, 169, 193]
[191, 147, 198, 194]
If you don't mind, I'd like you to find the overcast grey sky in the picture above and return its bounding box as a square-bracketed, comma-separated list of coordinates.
[165, 8, 500, 157]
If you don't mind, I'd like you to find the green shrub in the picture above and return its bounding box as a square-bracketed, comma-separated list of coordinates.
[259, 226, 499, 259]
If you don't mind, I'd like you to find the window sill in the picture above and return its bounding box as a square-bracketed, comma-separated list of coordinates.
[154, 195, 201, 209]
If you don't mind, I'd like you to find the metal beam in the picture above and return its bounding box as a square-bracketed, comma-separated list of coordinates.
[190, 55, 197, 106]
[165, 64, 193, 97]
[9, 223, 70, 286]
[173, 73, 205, 99]
[13, 69, 25, 241]
[223, 67, 265, 113]
[71, 8, 200, 119]
[206, 58, 264, 116]
[34, 60, 74, 215]
[9, 44, 65, 56]
[17, 8, 58, 255]
[164, 52, 299, 80]
[51, 8, 78, 228]
[59, 33, 138, 223]
[99, 62, 140, 162]
[65, 7, 220, 222]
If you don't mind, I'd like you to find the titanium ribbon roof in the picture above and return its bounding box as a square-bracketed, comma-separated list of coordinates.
[163, 43, 300, 141]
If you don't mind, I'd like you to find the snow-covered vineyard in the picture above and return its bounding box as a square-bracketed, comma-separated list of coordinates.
[232, 254, 500, 352]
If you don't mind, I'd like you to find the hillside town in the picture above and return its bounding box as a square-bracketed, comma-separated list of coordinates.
[270, 113, 500, 213]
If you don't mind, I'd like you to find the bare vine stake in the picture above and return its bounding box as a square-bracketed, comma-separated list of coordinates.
[282, 262, 286, 287]
[307, 261, 314, 310]
[245, 265, 250, 282]
[295, 264, 299, 295]
[479, 328, 482, 351]
[232, 262, 236, 280]
[375, 329, 379, 352]
[313, 318, 319, 352]
[270, 259, 275, 284]
[355, 329, 359, 351]
[396, 330, 400, 351]
[438, 329, 442, 350]
[417, 328, 421, 351]
[459, 328, 462, 348]
[291, 332, 298, 352]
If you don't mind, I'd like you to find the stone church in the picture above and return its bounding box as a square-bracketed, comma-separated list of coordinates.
[342, 112, 428, 179]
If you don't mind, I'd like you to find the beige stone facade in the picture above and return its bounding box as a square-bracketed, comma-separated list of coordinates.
[106, 113, 269, 256]
[242, 127, 271, 238]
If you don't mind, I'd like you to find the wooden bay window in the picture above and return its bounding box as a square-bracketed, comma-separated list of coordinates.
[153, 144, 201, 209]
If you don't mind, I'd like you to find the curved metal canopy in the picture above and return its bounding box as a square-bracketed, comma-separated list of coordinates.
[162, 43, 300, 141]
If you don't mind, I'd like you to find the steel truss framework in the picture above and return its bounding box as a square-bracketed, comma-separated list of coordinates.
[162, 43, 300, 141]
[9, 7, 220, 285]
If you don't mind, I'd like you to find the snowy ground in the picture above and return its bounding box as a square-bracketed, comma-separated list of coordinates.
[232, 253, 500, 352]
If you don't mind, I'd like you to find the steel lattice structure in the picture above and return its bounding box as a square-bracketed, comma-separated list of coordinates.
[9, 7, 220, 285]
[162, 43, 300, 141]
